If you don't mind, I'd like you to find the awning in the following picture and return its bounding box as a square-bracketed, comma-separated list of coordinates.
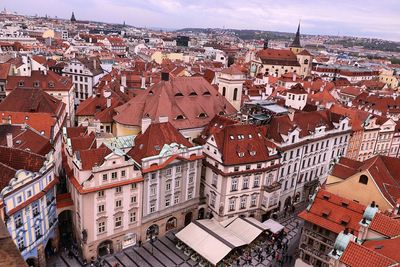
[225, 218, 263, 244]
[263, 219, 285, 234]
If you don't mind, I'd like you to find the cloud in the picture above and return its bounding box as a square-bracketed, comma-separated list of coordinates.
[4, 0, 400, 41]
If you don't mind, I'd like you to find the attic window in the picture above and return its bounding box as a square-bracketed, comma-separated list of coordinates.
[219, 111, 225, 115]
[322, 194, 330, 200]
[237, 134, 245, 140]
[230, 135, 235, 140]
[175, 92, 183, 97]
[176, 115, 185, 120]
[238, 152, 245, 158]
[25, 116, 29, 120]
[48, 81, 54, 88]
[154, 145, 161, 151]
[203, 91, 211, 96]
[199, 113, 207, 118]
[341, 200, 349, 208]
[250, 151, 256, 156]
[149, 90, 154, 95]
[18, 81, 24, 87]
[248, 134, 253, 139]
[189, 92, 197, 96]
[33, 81, 40, 87]
[322, 209, 331, 218]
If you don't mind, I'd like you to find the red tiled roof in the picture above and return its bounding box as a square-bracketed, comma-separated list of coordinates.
[369, 212, 400, 238]
[65, 126, 88, 138]
[0, 112, 56, 138]
[298, 190, 365, 235]
[79, 144, 112, 170]
[363, 237, 400, 263]
[196, 115, 237, 145]
[340, 241, 396, 267]
[0, 63, 11, 80]
[128, 122, 193, 163]
[0, 124, 51, 155]
[6, 70, 73, 92]
[0, 87, 65, 117]
[211, 124, 277, 165]
[70, 132, 96, 153]
[0, 146, 46, 191]
[114, 76, 236, 130]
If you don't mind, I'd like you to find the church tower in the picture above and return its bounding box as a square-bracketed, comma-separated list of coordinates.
[218, 65, 246, 111]
[70, 12, 76, 23]
[289, 23, 303, 55]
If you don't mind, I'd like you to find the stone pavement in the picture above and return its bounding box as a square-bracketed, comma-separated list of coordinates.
[47, 203, 306, 267]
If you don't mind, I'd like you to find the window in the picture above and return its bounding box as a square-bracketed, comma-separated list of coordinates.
[111, 172, 117, 180]
[27, 190, 32, 198]
[233, 88, 238, 101]
[231, 178, 238, 191]
[121, 170, 126, 178]
[150, 185, 157, 196]
[131, 196, 137, 204]
[165, 197, 171, 207]
[243, 177, 249, 189]
[240, 196, 247, 209]
[175, 179, 180, 188]
[150, 202, 156, 213]
[188, 175, 194, 184]
[174, 194, 179, 204]
[151, 173, 157, 180]
[115, 216, 122, 228]
[234, 166, 239, 172]
[166, 168, 172, 176]
[115, 200, 122, 208]
[32, 204, 39, 216]
[187, 188, 193, 200]
[98, 221, 106, 234]
[130, 212, 136, 223]
[251, 195, 257, 207]
[35, 224, 41, 239]
[17, 235, 24, 250]
[176, 166, 181, 173]
[229, 198, 236, 211]
[98, 190, 105, 197]
[131, 183, 137, 190]
[222, 87, 226, 96]
[98, 204, 105, 213]
[166, 181, 171, 191]
[257, 163, 262, 169]
[17, 196, 22, 204]
[102, 174, 108, 182]
[254, 175, 260, 187]
[212, 173, 218, 188]
[15, 214, 23, 228]
[116, 186, 122, 193]
[210, 193, 216, 207]
[359, 175, 368, 185]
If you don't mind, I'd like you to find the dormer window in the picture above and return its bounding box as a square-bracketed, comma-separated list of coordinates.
[176, 115, 184, 120]
[189, 92, 197, 96]
[238, 152, 245, 158]
[250, 151, 256, 156]
[230, 135, 235, 140]
[198, 113, 207, 118]
[33, 81, 40, 88]
[237, 134, 245, 140]
[203, 91, 211, 96]
[18, 81, 24, 87]
[48, 81, 54, 88]
[149, 90, 154, 95]
[175, 92, 183, 97]
[248, 134, 253, 139]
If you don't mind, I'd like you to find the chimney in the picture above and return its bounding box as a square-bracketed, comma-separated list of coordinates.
[159, 116, 168, 123]
[121, 74, 127, 87]
[6, 133, 13, 147]
[120, 85, 125, 93]
[141, 117, 152, 133]
[161, 72, 169, 81]
[93, 58, 97, 70]
[106, 98, 111, 108]
[140, 76, 146, 89]
[288, 110, 295, 121]
[292, 73, 297, 82]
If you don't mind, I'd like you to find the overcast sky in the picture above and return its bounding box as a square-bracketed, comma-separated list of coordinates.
[4, 0, 400, 41]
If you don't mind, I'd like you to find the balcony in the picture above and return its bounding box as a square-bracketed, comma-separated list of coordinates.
[263, 182, 281, 193]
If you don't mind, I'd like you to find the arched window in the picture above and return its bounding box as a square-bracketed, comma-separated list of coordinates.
[233, 88, 238, 101]
[176, 115, 184, 120]
[222, 87, 226, 96]
[304, 59, 309, 64]
[359, 175, 368, 185]
[198, 113, 207, 118]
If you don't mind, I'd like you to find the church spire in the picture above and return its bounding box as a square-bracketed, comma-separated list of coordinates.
[70, 12, 76, 22]
[290, 22, 301, 48]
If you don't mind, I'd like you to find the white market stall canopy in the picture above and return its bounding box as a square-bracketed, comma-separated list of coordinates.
[176, 217, 268, 265]
[263, 219, 285, 234]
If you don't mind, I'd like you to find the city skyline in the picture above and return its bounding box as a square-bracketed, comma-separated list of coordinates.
[4, 0, 400, 41]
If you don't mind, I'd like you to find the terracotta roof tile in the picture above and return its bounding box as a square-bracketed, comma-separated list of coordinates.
[340, 241, 396, 267]
[369, 212, 400, 238]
